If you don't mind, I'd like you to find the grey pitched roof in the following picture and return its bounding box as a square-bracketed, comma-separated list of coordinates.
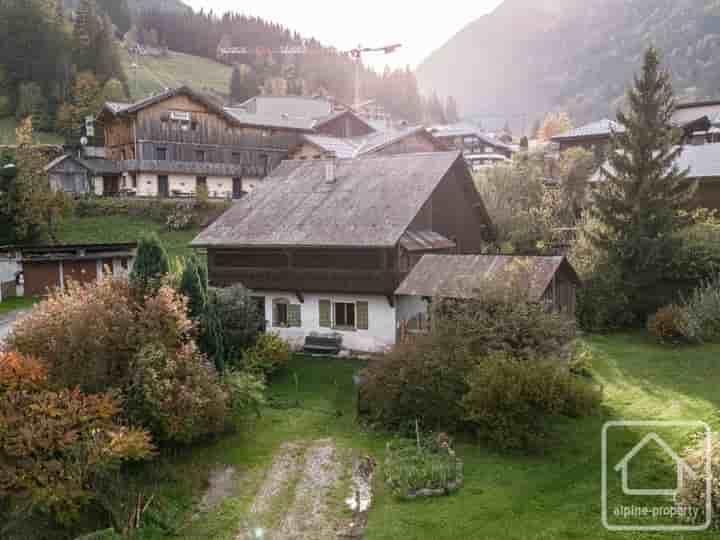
[395, 254, 579, 300]
[303, 126, 433, 159]
[224, 108, 317, 131]
[44, 155, 121, 175]
[591, 143, 720, 182]
[430, 123, 513, 151]
[552, 119, 624, 141]
[192, 151, 463, 248]
[238, 96, 334, 118]
[673, 101, 720, 127]
[399, 230, 456, 252]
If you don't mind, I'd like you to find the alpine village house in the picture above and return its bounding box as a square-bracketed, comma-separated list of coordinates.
[45, 87, 444, 199]
[192, 151, 495, 352]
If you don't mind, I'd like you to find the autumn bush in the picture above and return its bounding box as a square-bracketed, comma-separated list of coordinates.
[648, 304, 687, 343]
[0, 352, 155, 526]
[125, 342, 229, 445]
[6, 279, 193, 393]
[675, 434, 720, 529]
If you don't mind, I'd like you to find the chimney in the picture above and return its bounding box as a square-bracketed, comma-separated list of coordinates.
[325, 153, 337, 183]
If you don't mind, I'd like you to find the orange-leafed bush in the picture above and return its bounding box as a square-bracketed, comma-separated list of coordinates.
[0, 353, 155, 524]
[648, 304, 686, 343]
[0, 351, 48, 392]
[6, 279, 194, 393]
[126, 342, 229, 444]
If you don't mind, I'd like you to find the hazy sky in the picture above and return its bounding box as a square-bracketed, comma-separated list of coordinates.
[185, 0, 503, 71]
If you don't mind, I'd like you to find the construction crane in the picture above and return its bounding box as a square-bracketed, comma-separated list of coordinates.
[349, 44, 402, 108]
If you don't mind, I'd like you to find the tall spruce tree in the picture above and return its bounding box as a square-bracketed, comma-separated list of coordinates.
[591, 47, 695, 316]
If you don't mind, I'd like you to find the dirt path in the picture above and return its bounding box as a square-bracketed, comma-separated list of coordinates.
[236, 439, 347, 540]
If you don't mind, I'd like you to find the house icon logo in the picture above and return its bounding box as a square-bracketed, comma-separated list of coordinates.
[602, 420, 713, 532]
[614, 432, 697, 497]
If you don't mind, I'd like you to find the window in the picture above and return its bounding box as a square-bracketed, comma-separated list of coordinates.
[196, 176, 207, 189]
[156, 147, 167, 161]
[195, 150, 206, 162]
[334, 302, 356, 328]
[120, 149, 126, 160]
[273, 298, 301, 328]
[232, 152, 242, 164]
[131, 174, 137, 188]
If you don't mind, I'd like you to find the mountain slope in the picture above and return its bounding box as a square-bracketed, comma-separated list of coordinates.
[417, 0, 720, 129]
[62, 0, 189, 14]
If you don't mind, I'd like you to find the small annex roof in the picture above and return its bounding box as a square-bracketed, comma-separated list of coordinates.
[399, 230, 456, 252]
[394, 254, 580, 301]
[44, 154, 122, 175]
[191, 151, 464, 249]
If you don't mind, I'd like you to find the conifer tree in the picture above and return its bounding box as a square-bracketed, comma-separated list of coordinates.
[130, 233, 171, 296]
[591, 47, 695, 315]
[179, 253, 208, 320]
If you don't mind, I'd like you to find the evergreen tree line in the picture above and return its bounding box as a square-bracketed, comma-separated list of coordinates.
[0, 0, 126, 135]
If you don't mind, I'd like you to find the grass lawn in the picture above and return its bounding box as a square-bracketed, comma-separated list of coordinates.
[0, 116, 64, 145]
[56, 215, 201, 261]
[121, 49, 233, 101]
[124, 334, 720, 540]
[0, 296, 38, 316]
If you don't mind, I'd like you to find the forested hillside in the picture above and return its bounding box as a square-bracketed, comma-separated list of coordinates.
[418, 0, 720, 130]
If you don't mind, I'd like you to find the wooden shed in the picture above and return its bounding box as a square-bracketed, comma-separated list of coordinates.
[394, 255, 581, 331]
[18, 243, 137, 297]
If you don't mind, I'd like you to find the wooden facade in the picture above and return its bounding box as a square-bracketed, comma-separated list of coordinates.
[205, 158, 492, 295]
[315, 111, 374, 138]
[47, 157, 92, 194]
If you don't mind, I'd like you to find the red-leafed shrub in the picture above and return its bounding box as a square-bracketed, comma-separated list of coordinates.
[648, 304, 687, 343]
[0, 352, 155, 525]
[126, 342, 229, 445]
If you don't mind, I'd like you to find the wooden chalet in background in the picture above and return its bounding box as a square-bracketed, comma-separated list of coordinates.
[192, 151, 494, 352]
[429, 123, 514, 170]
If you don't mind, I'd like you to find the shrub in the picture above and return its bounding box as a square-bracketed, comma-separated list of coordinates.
[384, 434, 463, 499]
[461, 354, 601, 450]
[241, 333, 290, 376]
[648, 304, 687, 343]
[165, 202, 197, 231]
[6, 278, 139, 393]
[360, 335, 469, 431]
[224, 369, 267, 419]
[676, 274, 720, 343]
[125, 342, 229, 445]
[0, 352, 155, 526]
[433, 296, 576, 361]
[6, 279, 193, 394]
[201, 285, 265, 371]
[675, 434, 720, 529]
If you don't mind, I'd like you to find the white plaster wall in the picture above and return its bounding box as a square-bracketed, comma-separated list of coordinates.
[137, 173, 158, 197]
[396, 295, 429, 322]
[135, 173, 234, 198]
[258, 291, 397, 353]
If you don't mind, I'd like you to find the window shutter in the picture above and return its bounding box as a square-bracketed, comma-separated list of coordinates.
[272, 300, 279, 327]
[357, 301, 369, 330]
[319, 299, 331, 328]
[288, 304, 301, 327]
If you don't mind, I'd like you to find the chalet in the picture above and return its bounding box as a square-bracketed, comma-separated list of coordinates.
[191, 151, 494, 353]
[289, 126, 446, 160]
[1, 243, 136, 298]
[45, 88, 390, 199]
[429, 124, 513, 166]
[551, 119, 623, 154]
[395, 255, 581, 333]
[553, 106, 714, 154]
[591, 143, 720, 210]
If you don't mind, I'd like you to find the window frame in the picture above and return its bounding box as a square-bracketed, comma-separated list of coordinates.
[333, 301, 356, 330]
[156, 147, 167, 161]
